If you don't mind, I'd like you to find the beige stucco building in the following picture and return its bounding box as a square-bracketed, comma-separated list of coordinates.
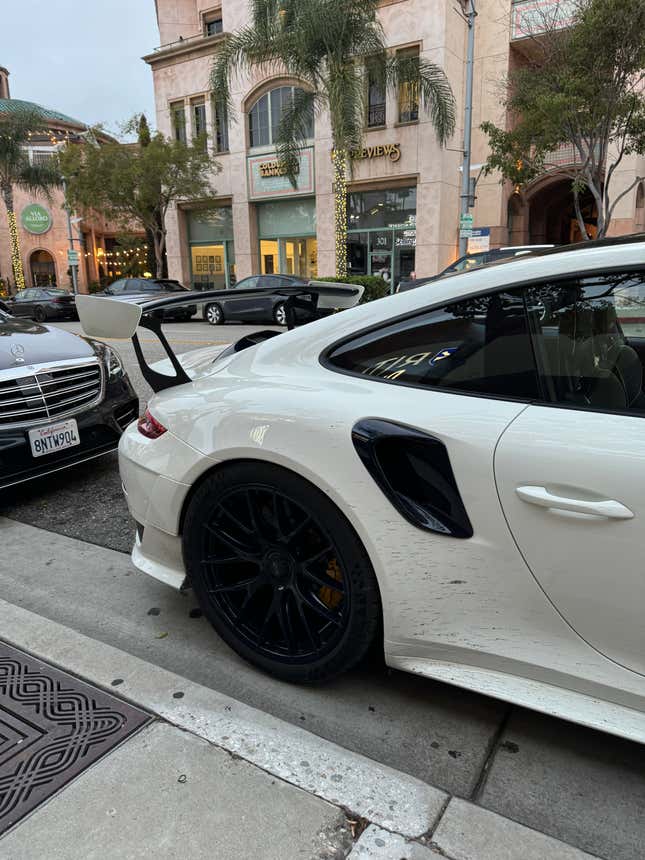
[144, 0, 645, 288]
[0, 67, 145, 295]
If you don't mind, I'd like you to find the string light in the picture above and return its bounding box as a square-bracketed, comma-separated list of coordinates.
[332, 148, 348, 277]
[7, 210, 25, 291]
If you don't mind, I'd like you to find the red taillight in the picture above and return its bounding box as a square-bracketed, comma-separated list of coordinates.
[137, 409, 167, 439]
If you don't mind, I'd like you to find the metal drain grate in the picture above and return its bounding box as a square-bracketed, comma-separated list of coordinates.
[0, 641, 150, 835]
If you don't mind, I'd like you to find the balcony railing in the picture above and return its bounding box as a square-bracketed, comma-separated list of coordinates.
[511, 0, 577, 40]
[367, 103, 386, 128]
[152, 28, 224, 54]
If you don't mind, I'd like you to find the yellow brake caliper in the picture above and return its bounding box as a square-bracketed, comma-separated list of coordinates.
[319, 557, 344, 609]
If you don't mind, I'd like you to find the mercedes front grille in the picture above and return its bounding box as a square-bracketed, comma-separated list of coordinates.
[0, 358, 104, 427]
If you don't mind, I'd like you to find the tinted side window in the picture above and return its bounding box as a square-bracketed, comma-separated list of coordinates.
[236, 277, 259, 290]
[109, 280, 127, 294]
[328, 290, 540, 399]
[526, 271, 645, 414]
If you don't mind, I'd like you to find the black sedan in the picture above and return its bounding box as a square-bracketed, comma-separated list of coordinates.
[2, 288, 77, 322]
[98, 278, 197, 321]
[0, 307, 138, 490]
[396, 245, 555, 292]
[203, 275, 308, 326]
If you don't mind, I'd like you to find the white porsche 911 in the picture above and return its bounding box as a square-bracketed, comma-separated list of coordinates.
[78, 236, 645, 744]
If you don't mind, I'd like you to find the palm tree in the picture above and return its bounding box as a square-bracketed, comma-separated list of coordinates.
[0, 109, 60, 291]
[212, 0, 456, 277]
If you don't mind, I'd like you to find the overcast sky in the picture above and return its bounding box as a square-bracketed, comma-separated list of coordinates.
[1, 0, 158, 138]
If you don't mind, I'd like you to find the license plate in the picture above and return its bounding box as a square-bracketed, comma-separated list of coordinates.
[28, 419, 80, 458]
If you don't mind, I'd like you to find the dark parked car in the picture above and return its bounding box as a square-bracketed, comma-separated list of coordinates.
[2, 288, 77, 322]
[98, 278, 197, 321]
[396, 245, 555, 292]
[0, 306, 138, 490]
[203, 274, 308, 326]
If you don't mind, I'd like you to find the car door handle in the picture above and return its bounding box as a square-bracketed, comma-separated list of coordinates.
[516, 486, 634, 520]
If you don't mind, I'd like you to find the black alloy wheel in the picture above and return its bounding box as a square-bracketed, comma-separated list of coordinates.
[34, 306, 46, 323]
[183, 462, 381, 682]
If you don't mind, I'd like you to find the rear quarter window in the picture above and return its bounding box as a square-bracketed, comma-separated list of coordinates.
[327, 290, 540, 400]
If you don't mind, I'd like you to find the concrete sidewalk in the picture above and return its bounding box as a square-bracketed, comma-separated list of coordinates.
[0, 518, 601, 859]
[0, 609, 597, 858]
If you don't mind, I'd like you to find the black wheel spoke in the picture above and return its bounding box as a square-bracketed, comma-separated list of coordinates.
[217, 503, 255, 536]
[202, 555, 251, 566]
[285, 514, 313, 544]
[276, 593, 297, 652]
[207, 576, 259, 595]
[301, 564, 345, 594]
[299, 589, 344, 628]
[293, 593, 320, 650]
[204, 523, 260, 562]
[300, 544, 334, 564]
[198, 482, 351, 662]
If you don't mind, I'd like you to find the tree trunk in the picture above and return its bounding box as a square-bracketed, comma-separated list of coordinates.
[332, 148, 348, 279]
[572, 187, 590, 241]
[1, 185, 26, 293]
[153, 226, 166, 279]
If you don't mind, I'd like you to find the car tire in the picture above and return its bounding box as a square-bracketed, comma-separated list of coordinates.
[34, 306, 46, 323]
[273, 302, 287, 326]
[182, 461, 381, 683]
[205, 303, 224, 325]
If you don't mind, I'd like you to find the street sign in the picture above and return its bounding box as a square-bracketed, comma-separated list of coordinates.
[67, 250, 80, 266]
[467, 227, 491, 253]
[459, 213, 474, 239]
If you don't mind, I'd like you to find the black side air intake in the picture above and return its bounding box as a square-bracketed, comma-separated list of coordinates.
[352, 419, 473, 538]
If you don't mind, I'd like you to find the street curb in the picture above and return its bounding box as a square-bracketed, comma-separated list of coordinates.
[0, 597, 446, 839]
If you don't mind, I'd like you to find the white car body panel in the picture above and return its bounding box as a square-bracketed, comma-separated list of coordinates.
[117, 240, 645, 742]
[495, 405, 645, 677]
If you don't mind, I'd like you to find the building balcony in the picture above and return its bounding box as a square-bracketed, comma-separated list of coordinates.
[143, 29, 226, 67]
[510, 0, 577, 41]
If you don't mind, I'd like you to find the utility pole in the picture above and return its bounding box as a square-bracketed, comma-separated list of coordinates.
[61, 176, 79, 294]
[459, 0, 477, 257]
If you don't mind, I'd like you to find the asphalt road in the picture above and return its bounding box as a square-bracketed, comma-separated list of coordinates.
[2, 318, 645, 860]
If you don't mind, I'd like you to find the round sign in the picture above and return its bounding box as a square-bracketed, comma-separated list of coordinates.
[21, 204, 52, 235]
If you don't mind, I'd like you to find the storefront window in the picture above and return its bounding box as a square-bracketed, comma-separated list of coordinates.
[346, 187, 416, 288]
[257, 198, 317, 278]
[187, 206, 235, 288]
[348, 186, 417, 230]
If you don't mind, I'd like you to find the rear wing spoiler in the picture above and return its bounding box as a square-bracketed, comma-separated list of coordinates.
[76, 282, 363, 393]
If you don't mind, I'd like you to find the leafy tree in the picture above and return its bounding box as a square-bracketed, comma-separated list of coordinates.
[0, 109, 60, 290]
[59, 116, 219, 278]
[212, 0, 456, 277]
[137, 114, 166, 278]
[482, 0, 645, 240]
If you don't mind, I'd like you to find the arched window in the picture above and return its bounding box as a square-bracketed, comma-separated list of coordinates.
[248, 86, 314, 149]
[30, 249, 56, 287]
[636, 181, 644, 210]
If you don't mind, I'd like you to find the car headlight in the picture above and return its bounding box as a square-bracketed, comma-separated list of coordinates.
[86, 338, 124, 379]
[105, 346, 124, 379]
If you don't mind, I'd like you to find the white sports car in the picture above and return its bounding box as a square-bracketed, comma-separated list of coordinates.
[78, 237, 645, 744]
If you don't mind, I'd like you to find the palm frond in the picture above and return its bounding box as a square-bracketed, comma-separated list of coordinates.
[386, 54, 456, 145]
[17, 162, 61, 201]
[325, 60, 366, 153]
[275, 88, 317, 187]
